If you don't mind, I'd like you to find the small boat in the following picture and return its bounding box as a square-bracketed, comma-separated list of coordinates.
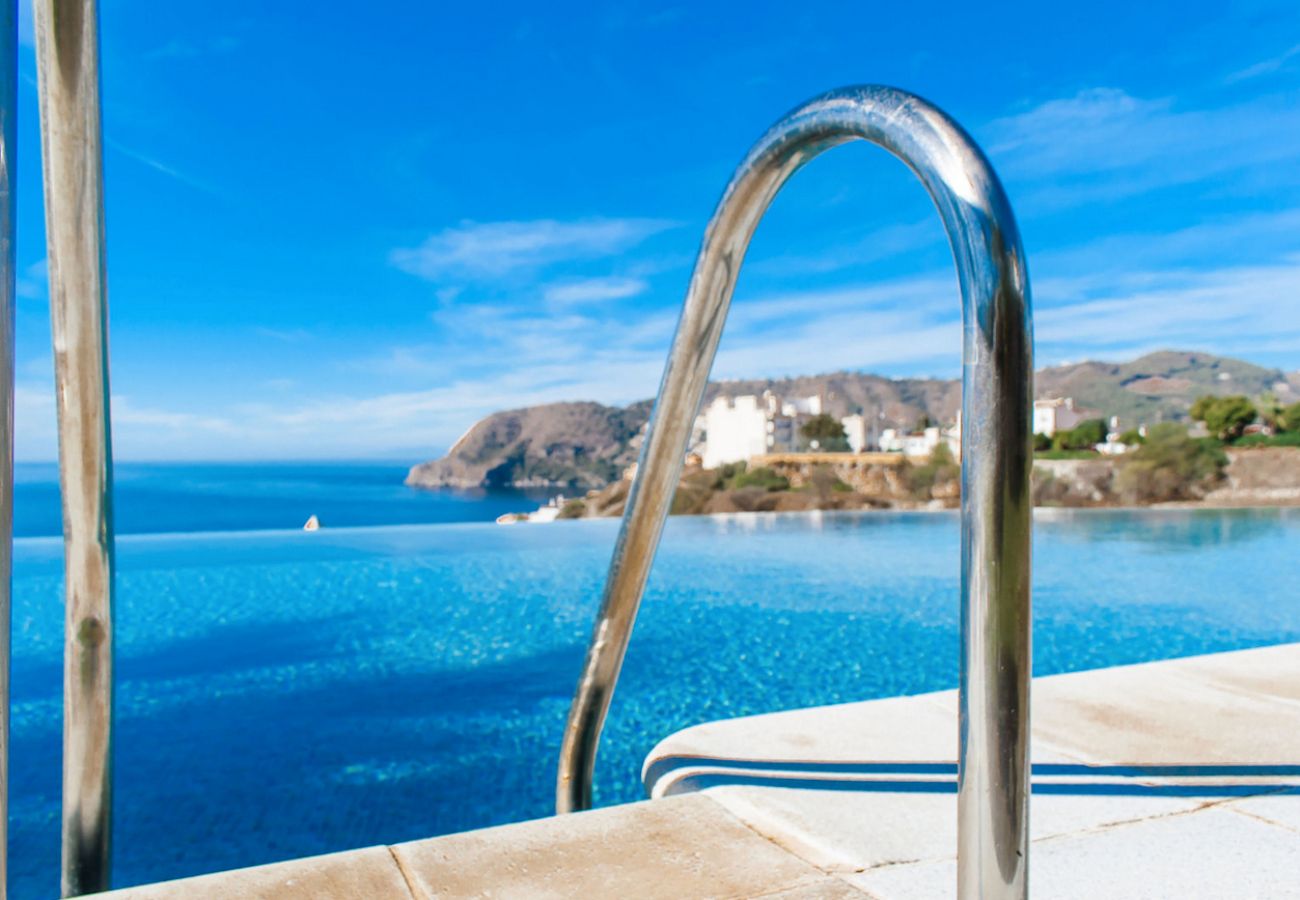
[302, 515, 320, 531]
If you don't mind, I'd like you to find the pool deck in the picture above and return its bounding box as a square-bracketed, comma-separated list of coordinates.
[98, 642, 1300, 899]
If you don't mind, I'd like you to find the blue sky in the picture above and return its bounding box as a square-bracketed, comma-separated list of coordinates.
[11, 1, 1300, 460]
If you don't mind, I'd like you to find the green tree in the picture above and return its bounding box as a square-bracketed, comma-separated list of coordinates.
[1280, 401, 1300, 433]
[1051, 418, 1107, 452]
[1258, 392, 1284, 432]
[1190, 394, 1257, 441]
[1032, 432, 1052, 453]
[800, 414, 850, 451]
[1117, 428, 1145, 446]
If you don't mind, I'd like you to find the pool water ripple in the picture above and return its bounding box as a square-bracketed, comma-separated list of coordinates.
[8, 508, 1300, 896]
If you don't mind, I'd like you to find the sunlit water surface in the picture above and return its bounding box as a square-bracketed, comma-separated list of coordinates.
[10, 507, 1300, 896]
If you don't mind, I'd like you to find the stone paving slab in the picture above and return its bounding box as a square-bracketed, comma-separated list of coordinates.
[1032, 653, 1300, 765]
[95, 846, 414, 900]
[96, 795, 867, 900]
[702, 786, 1205, 874]
[389, 793, 836, 899]
[643, 643, 1300, 898]
[95, 643, 1300, 899]
[849, 805, 1300, 899]
[1226, 791, 1300, 833]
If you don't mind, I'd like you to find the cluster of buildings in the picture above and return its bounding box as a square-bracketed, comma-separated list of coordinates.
[694, 391, 1132, 470]
[694, 391, 961, 469]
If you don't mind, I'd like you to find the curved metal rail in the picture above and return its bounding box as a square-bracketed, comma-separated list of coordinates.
[555, 86, 1034, 899]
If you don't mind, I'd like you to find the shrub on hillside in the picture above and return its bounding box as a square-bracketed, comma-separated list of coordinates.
[557, 498, 588, 519]
[1114, 422, 1226, 504]
[907, 443, 960, 498]
[728, 465, 790, 492]
[1280, 401, 1300, 433]
[672, 469, 721, 514]
[1234, 430, 1300, 448]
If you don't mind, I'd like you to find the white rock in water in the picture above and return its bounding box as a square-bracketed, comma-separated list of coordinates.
[303, 515, 321, 531]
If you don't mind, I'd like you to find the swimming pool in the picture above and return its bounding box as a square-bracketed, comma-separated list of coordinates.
[9, 507, 1300, 896]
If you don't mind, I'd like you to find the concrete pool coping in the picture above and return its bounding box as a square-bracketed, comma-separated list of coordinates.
[97, 643, 1300, 899]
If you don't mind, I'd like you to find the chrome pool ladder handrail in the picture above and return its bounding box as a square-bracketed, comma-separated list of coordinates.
[33, 1, 117, 896]
[555, 86, 1034, 899]
[0, 3, 16, 899]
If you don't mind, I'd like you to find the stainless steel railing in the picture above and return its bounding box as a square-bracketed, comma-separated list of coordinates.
[0, 3, 16, 899]
[33, 1, 116, 896]
[555, 86, 1034, 899]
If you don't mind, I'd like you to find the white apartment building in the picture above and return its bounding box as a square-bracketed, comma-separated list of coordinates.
[840, 414, 867, 453]
[701, 395, 769, 468]
[1033, 397, 1088, 437]
[781, 396, 822, 417]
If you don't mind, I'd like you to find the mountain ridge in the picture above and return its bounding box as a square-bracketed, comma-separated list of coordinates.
[406, 350, 1299, 489]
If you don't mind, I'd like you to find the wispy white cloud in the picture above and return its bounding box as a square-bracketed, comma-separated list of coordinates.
[543, 276, 648, 306]
[1225, 42, 1300, 84]
[21, 248, 1295, 460]
[106, 138, 221, 195]
[1036, 257, 1300, 361]
[389, 217, 677, 281]
[985, 88, 1300, 209]
[144, 36, 241, 61]
[1031, 207, 1300, 281]
[253, 326, 313, 343]
[746, 220, 941, 277]
[15, 384, 57, 461]
[16, 259, 48, 300]
[112, 396, 240, 435]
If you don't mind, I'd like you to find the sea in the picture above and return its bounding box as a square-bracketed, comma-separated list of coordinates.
[8, 462, 1300, 897]
[13, 461, 552, 538]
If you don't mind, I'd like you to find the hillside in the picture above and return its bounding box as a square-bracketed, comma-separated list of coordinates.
[405, 400, 652, 489]
[1033, 351, 1293, 426]
[407, 351, 1298, 489]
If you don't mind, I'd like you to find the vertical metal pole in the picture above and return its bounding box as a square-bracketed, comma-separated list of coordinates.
[33, 1, 115, 895]
[0, 2, 16, 898]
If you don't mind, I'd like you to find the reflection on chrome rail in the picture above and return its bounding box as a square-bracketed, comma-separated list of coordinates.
[555, 86, 1034, 899]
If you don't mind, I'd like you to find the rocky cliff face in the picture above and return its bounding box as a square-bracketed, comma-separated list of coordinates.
[405, 400, 652, 489]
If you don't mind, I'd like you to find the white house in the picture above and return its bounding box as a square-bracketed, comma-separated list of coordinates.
[781, 395, 822, 417]
[1033, 398, 1089, 437]
[879, 423, 960, 459]
[880, 410, 962, 459]
[841, 414, 867, 453]
[701, 395, 769, 468]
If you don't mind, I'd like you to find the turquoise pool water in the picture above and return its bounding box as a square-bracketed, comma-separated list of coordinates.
[9, 507, 1300, 896]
